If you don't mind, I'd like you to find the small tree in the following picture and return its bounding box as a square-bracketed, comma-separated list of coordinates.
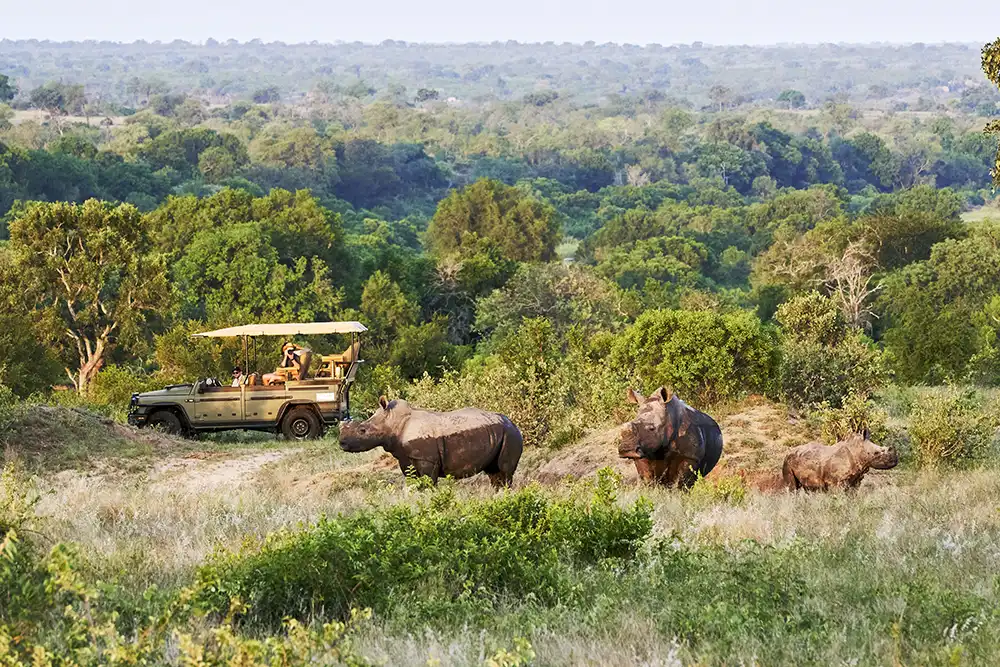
[0, 74, 15, 102]
[415, 88, 440, 103]
[826, 241, 881, 330]
[7, 200, 171, 394]
[776, 293, 886, 408]
[777, 89, 806, 109]
[610, 309, 778, 403]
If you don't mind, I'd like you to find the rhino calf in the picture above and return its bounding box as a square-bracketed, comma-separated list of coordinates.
[339, 396, 523, 488]
[782, 431, 898, 491]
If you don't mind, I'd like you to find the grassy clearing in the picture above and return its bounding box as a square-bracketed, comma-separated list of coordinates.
[962, 206, 1000, 223]
[5, 397, 1000, 664]
[21, 451, 1000, 665]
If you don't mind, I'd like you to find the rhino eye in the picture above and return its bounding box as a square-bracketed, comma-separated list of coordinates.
[646, 424, 656, 432]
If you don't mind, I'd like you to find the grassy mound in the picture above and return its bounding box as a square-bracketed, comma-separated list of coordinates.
[2, 405, 182, 469]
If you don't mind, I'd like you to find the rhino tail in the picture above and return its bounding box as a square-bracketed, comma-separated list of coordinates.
[495, 416, 524, 483]
[781, 456, 799, 491]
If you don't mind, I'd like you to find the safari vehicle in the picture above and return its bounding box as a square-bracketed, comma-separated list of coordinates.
[127, 322, 366, 440]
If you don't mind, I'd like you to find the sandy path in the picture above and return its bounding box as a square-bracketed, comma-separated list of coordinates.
[149, 449, 300, 493]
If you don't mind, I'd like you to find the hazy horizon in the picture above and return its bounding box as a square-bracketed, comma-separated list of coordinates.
[5, 0, 1000, 47]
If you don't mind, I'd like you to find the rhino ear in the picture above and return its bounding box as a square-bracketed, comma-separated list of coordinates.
[862, 427, 871, 441]
[378, 395, 389, 410]
[651, 386, 672, 402]
[626, 389, 644, 404]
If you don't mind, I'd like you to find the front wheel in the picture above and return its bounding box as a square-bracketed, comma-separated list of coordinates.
[147, 410, 184, 436]
[281, 406, 323, 440]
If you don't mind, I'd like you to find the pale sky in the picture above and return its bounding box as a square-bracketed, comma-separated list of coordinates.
[3, 0, 999, 45]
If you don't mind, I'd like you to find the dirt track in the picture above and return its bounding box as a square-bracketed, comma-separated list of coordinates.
[149, 449, 299, 493]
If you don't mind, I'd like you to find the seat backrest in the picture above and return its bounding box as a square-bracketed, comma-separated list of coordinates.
[342, 340, 361, 363]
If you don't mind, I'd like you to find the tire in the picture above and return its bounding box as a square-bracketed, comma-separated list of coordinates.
[281, 406, 323, 440]
[147, 410, 184, 436]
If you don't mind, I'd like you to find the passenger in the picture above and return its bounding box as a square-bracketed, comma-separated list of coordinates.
[287, 344, 313, 380]
[263, 342, 313, 385]
[231, 367, 244, 387]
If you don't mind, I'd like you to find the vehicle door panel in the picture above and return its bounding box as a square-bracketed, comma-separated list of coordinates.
[193, 386, 244, 424]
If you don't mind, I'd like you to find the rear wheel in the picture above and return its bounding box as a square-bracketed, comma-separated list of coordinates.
[282, 406, 323, 440]
[147, 410, 183, 436]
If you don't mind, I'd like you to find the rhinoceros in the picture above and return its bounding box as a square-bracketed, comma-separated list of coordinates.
[338, 396, 523, 487]
[617, 386, 723, 487]
[782, 431, 898, 491]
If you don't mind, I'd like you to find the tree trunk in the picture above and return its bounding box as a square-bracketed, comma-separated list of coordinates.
[75, 337, 107, 395]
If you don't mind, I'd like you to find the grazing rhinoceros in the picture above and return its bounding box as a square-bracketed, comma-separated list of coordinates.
[782, 431, 898, 491]
[617, 386, 724, 487]
[338, 396, 523, 488]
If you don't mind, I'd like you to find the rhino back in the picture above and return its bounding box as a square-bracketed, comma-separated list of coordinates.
[787, 442, 857, 488]
[400, 408, 508, 477]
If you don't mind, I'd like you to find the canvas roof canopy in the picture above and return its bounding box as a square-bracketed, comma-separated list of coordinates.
[192, 322, 368, 338]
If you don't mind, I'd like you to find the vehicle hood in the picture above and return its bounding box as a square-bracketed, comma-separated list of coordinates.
[138, 385, 193, 399]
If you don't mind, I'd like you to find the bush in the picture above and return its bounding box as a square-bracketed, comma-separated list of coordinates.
[908, 389, 998, 468]
[610, 309, 778, 403]
[1, 539, 374, 666]
[815, 393, 888, 444]
[48, 365, 166, 422]
[194, 480, 653, 630]
[687, 472, 748, 507]
[1, 464, 45, 631]
[0, 384, 23, 438]
[777, 293, 886, 407]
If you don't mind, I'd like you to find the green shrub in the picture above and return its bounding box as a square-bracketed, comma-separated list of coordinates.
[0, 384, 23, 438]
[815, 394, 888, 444]
[1, 539, 374, 666]
[1, 464, 46, 631]
[194, 482, 653, 630]
[610, 309, 778, 403]
[407, 318, 630, 446]
[908, 389, 998, 468]
[776, 293, 887, 408]
[687, 472, 748, 507]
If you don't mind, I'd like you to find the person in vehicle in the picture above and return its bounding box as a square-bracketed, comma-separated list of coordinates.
[231, 367, 244, 387]
[263, 342, 313, 385]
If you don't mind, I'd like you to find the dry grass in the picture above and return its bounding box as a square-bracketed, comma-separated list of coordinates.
[14, 399, 1000, 664]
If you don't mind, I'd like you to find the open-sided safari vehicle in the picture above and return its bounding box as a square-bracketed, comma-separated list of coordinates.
[127, 321, 366, 440]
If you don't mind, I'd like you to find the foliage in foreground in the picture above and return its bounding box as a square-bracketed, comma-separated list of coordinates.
[195, 472, 653, 630]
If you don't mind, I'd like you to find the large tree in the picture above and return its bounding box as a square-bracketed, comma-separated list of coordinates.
[880, 223, 1000, 383]
[6, 200, 170, 394]
[982, 38, 1000, 186]
[427, 178, 561, 263]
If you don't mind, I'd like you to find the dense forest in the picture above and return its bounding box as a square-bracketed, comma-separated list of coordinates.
[1, 39, 1000, 440]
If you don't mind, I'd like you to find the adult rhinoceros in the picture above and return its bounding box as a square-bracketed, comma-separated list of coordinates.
[782, 431, 898, 491]
[617, 386, 723, 487]
[338, 396, 523, 487]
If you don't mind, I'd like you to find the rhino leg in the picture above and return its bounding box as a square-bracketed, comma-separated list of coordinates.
[397, 455, 440, 484]
[633, 459, 668, 484]
[781, 458, 801, 491]
[666, 455, 698, 488]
